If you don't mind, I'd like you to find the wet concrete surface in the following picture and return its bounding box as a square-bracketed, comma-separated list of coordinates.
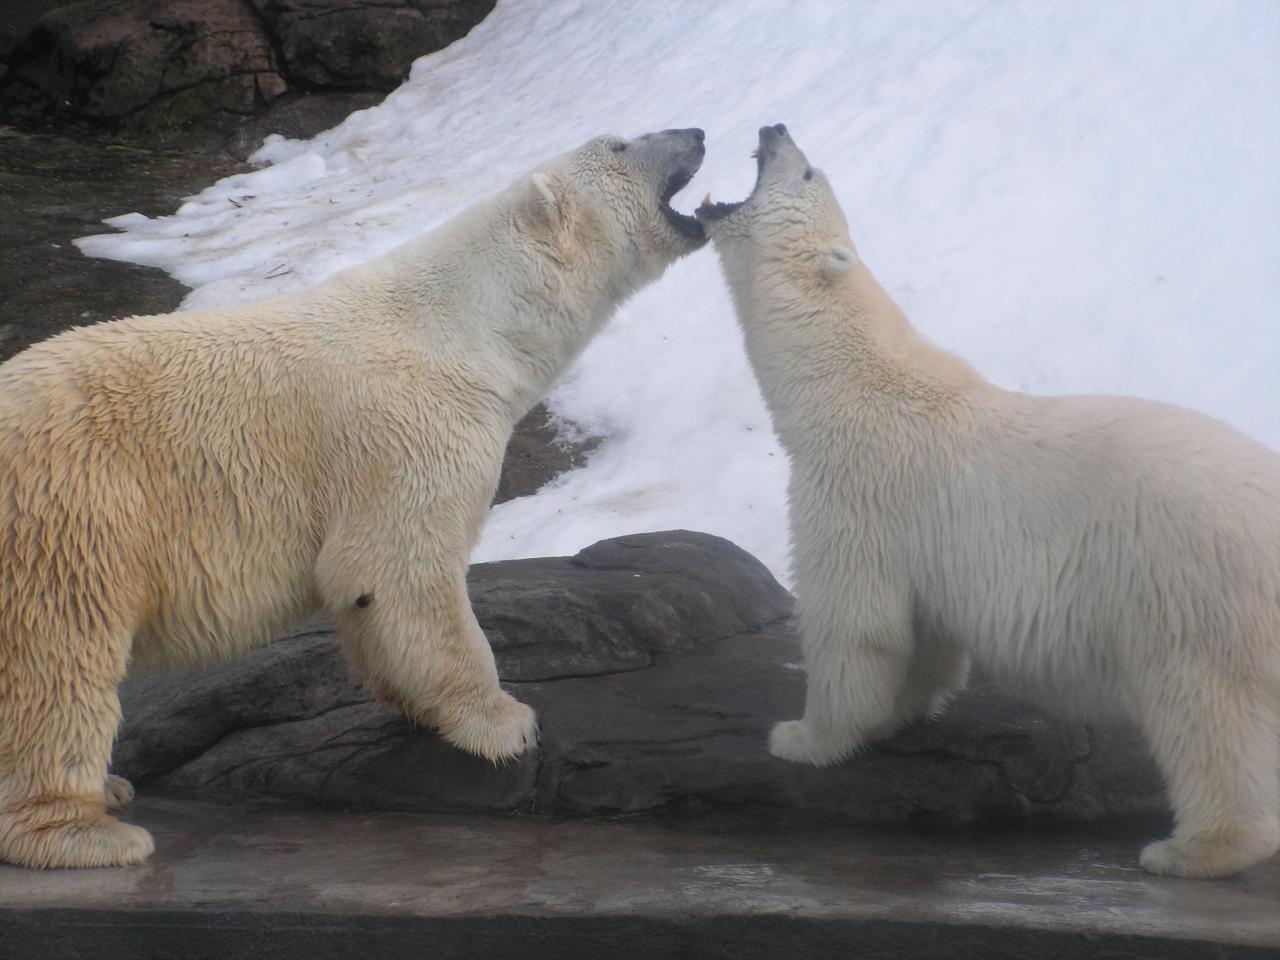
[0, 796, 1275, 959]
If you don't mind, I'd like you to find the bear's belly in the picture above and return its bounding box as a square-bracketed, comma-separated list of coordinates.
[917, 560, 1131, 720]
[129, 523, 324, 668]
[131, 583, 321, 668]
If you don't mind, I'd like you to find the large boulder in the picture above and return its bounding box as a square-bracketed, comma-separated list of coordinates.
[114, 531, 1169, 827]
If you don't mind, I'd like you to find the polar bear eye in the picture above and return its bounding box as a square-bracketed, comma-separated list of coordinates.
[610, 141, 627, 153]
[803, 168, 813, 181]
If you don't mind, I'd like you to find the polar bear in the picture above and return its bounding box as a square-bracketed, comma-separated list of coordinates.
[0, 127, 707, 869]
[697, 124, 1280, 879]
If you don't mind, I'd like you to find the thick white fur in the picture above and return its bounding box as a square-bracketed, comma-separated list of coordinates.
[0, 129, 705, 868]
[703, 128, 1280, 879]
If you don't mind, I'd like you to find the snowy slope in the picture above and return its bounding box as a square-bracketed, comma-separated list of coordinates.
[75, 0, 1280, 583]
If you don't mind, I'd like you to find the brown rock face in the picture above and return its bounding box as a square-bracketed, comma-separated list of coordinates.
[0, 0, 495, 144]
[0, 1, 283, 128]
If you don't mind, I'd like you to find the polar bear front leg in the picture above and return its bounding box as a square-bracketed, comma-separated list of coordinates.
[770, 584, 915, 766]
[332, 567, 538, 763]
[318, 444, 538, 765]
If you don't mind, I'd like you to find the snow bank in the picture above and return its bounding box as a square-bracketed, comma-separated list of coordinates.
[75, 0, 1280, 582]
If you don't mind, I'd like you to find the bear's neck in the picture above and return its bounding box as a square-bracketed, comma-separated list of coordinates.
[729, 260, 987, 449]
[381, 202, 629, 422]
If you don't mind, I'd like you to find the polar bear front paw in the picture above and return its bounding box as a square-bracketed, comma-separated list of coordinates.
[769, 719, 851, 767]
[441, 691, 539, 763]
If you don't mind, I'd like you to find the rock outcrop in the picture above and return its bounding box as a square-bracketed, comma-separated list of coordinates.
[115, 531, 1169, 827]
[0, 0, 494, 147]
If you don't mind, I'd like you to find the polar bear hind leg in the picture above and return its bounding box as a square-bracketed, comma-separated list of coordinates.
[1136, 666, 1279, 878]
[104, 774, 135, 810]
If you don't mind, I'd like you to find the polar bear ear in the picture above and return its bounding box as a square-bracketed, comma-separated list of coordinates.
[819, 244, 858, 280]
[530, 171, 568, 233]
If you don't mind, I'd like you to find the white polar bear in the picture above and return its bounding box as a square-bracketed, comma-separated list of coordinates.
[697, 124, 1280, 879]
[0, 127, 708, 869]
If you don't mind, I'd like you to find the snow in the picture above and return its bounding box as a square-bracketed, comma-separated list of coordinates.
[74, 0, 1280, 584]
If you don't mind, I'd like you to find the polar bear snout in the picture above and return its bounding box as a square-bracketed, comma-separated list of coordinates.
[751, 123, 793, 167]
[635, 126, 705, 180]
[755, 123, 809, 180]
[664, 127, 706, 170]
[638, 127, 707, 244]
[756, 123, 789, 156]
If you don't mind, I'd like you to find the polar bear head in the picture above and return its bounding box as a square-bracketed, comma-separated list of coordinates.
[527, 128, 708, 288]
[696, 124, 858, 289]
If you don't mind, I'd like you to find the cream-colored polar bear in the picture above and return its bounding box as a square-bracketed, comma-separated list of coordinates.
[0, 128, 707, 869]
[698, 124, 1280, 879]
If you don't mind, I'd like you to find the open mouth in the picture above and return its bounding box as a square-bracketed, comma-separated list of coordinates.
[660, 166, 705, 240]
[695, 194, 746, 222]
[695, 123, 784, 224]
[694, 156, 757, 223]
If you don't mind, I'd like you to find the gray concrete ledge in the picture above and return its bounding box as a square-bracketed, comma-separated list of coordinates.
[1, 797, 1276, 959]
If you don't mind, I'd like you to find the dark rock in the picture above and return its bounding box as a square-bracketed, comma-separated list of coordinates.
[0, 0, 67, 72]
[114, 531, 1168, 829]
[163, 700, 539, 812]
[0, 0, 283, 137]
[250, 0, 495, 92]
[521, 629, 1165, 826]
[0, 0, 494, 147]
[111, 621, 364, 784]
[469, 530, 794, 679]
[223, 89, 384, 159]
[493, 404, 599, 505]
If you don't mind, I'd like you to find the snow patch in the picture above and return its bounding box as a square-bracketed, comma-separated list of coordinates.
[74, 0, 1280, 583]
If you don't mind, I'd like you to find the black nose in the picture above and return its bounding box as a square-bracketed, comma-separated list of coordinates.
[760, 123, 788, 139]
